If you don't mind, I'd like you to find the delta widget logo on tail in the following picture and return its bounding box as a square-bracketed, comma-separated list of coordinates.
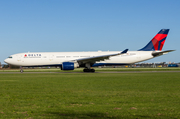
[151, 29, 169, 50]
[139, 29, 169, 51]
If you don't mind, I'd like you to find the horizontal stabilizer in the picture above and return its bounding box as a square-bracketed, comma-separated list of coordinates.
[152, 50, 175, 57]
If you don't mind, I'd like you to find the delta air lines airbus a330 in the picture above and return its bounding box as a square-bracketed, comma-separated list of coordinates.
[4, 29, 174, 72]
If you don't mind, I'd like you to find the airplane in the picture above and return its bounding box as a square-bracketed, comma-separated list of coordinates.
[4, 29, 174, 73]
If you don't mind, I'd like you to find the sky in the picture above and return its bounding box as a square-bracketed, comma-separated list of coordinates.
[0, 0, 180, 64]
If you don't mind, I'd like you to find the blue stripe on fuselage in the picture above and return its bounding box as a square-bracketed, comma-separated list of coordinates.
[92, 63, 129, 67]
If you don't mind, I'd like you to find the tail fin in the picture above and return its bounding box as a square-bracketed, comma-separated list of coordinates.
[139, 29, 169, 51]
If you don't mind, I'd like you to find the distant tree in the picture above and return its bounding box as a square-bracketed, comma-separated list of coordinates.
[10, 65, 20, 69]
[2, 64, 19, 69]
[3, 64, 9, 68]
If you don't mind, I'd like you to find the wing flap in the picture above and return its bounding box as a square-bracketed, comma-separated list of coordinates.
[75, 49, 128, 64]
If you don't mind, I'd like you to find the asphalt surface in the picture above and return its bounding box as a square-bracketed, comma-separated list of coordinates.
[0, 71, 180, 74]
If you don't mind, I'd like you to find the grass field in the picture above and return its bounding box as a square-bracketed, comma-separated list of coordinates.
[0, 72, 180, 118]
[0, 67, 180, 72]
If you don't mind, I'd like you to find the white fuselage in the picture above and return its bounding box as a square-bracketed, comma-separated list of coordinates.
[4, 51, 154, 67]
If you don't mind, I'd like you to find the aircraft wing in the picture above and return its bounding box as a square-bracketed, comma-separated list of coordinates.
[74, 49, 128, 64]
[152, 50, 175, 57]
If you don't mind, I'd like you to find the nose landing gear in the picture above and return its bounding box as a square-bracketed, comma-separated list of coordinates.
[20, 66, 24, 73]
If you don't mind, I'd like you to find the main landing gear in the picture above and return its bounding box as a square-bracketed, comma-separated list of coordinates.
[83, 68, 95, 72]
[83, 63, 95, 72]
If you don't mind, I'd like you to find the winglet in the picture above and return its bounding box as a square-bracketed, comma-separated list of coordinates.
[121, 49, 128, 54]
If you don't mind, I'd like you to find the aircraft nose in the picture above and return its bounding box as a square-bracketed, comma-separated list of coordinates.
[4, 59, 8, 64]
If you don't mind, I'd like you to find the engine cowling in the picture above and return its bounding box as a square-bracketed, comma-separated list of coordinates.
[61, 62, 79, 70]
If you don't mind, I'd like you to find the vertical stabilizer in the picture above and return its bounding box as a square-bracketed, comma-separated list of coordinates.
[139, 29, 169, 51]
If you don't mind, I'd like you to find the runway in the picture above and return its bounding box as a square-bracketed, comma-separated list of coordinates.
[0, 71, 180, 74]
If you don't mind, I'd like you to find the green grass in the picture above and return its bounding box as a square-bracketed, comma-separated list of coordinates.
[0, 72, 180, 118]
[0, 67, 180, 72]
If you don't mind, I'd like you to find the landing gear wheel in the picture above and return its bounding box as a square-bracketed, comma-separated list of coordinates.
[20, 69, 24, 73]
[90, 69, 95, 72]
[83, 68, 95, 72]
[83, 69, 88, 72]
[20, 67, 23, 73]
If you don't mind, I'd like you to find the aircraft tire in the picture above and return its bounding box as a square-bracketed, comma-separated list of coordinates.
[83, 69, 88, 72]
[83, 69, 95, 72]
[20, 69, 23, 73]
[90, 69, 95, 72]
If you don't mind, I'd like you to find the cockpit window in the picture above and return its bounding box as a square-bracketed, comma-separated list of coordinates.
[8, 56, 13, 58]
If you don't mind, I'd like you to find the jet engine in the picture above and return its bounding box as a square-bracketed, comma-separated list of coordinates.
[61, 62, 79, 70]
